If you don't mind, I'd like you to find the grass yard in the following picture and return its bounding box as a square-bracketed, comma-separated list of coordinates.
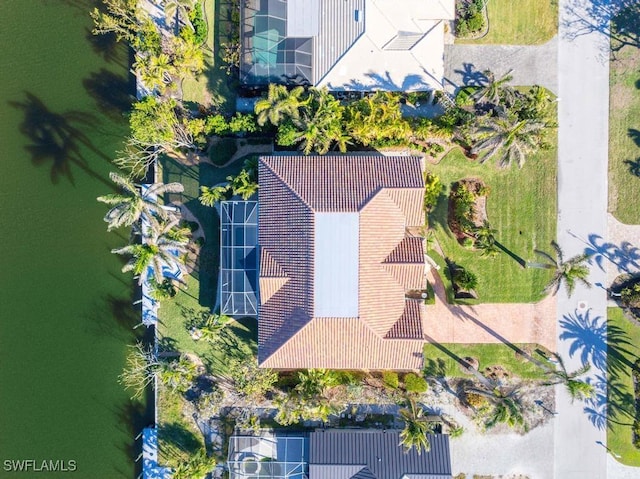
[458, 0, 558, 45]
[182, 0, 237, 112]
[607, 308, 640, 465]
[157, 153, 257, 371]
[157, 382, 205, 466]
[423, 342, 550, 380]
[608, 37, 640, 224]
[428, 141, 557, 303]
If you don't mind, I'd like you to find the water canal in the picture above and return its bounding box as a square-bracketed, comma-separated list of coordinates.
[0, 1, 150, 477]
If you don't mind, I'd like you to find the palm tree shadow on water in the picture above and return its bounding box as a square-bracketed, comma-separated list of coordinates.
[559, 309, 639, 430]
[9, 92, 115, 188]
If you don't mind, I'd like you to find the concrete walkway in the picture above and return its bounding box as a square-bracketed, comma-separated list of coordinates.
[443, 37, 559, 94]
[555, 0, 610, 477]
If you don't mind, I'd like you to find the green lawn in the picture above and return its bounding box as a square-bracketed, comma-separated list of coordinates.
[423, 342, 551, 380]
[607, 308, 640, 465]
[428, 141, 557, 303]
[157, 382, 204, 466]
[157, 153, 257, 371]
[182, 0, 237, 111]
[608, 39, 640, 224]
[458, 0, 558, 45]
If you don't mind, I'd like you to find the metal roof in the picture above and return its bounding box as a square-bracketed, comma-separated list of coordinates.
[314, 212, 359, 317]
[308, 430, 451, 479]
[287, 0, 319, 37]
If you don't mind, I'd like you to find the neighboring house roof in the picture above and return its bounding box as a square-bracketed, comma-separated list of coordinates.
[308, 429, 452, 479]
[240, 0, 454, 90]
[258, 155, 427, 370]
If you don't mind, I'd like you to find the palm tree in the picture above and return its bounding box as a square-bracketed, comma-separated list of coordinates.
[163, 0, 196, 31]
[193, 312, 233, 343]
[543, 353, 593, 402]
[160, 354, 198, 394]
[133, 52, 175, 93]
[485, 395, 525, 430]
[97, 172, 184, 231]
[171, 36, 205, 79]
[465, 383, 525, 430]
[111, 218, 189, 285]
[295, 369, 340, 397]
[227, 169, 258, 200]
[473, 69, 516, 107]
[470, 116, 548, 168]
[172, 449, 215, 479]
[399, 398, 435, 455]
[290, 88, 350, 155]
[534, 241, 592, 297]
[255, 84, 307, 126]
[199, 184, 229, 207]
[473, 221, 500, 257]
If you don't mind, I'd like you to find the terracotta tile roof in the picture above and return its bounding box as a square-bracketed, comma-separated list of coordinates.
[258, 155, 426, 369]
[259, 317, 425, 370]
[384, 237, 425, 264]
[386, 188, 426, 227]
[259, 249, 288, 277]
[259, 277, 290, 304]
[260, 156, 423, 212]
[385, 300, 425, 339]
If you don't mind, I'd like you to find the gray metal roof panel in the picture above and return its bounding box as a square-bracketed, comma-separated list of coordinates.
[287, 0, 319, 36]
[309, 430, 451, 479]
[313, 0, 365, 84]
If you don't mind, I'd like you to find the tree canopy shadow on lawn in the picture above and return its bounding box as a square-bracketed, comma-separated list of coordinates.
[9, 92, 114, 188]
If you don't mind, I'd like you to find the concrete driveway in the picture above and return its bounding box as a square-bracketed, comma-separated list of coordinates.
[444, 37, 558, 94]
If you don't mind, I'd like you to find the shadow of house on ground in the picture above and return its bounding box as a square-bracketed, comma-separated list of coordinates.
[9, 92, 114, 187]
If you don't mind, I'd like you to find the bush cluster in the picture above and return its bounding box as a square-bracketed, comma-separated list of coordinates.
[188, 2, 208, 45]
[633, 360, 640, 448]
[451, 265, 478, 291]
[455, 0, 486, 37]
[403, 373, 428, 394]
[382, 371, 400, 389]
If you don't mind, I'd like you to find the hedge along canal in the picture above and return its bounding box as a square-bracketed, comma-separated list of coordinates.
[0, 1, 151, 478]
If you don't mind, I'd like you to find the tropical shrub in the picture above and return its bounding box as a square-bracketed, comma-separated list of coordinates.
[455, 0, 486, 37]
[382, 371, 400, 389]
[404, 373, 428, 394]
[465, 391, 489, 409]
[424, 172, 443, 212]
[621, 282, 640, 308]
[452, 265, 478, 291]
[228, 357, 278, 402]
[188, 2, 207, 45]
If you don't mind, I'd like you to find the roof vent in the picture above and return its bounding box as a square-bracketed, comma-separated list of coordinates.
[354, 9, 363, 22]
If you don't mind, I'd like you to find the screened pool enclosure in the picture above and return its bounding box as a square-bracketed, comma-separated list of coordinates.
[220, 201, 258, 316]
[228, 433, 308, 479]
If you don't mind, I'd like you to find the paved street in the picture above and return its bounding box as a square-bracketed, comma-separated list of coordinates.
[555, 0, 610, 477]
